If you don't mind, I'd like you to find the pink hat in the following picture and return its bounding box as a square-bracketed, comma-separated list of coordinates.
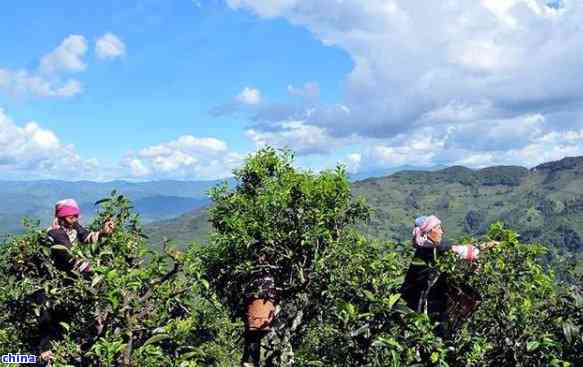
[55, 199, 80, 218]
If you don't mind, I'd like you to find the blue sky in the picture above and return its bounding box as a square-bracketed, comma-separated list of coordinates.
[1, 0, 583, 180]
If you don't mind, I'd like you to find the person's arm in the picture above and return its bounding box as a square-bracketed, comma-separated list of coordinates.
[451, 244, 479, 261]
[451, 241, 500, 262]
[477, 240, 500, 251]
[74, 219, 115, 244]
[74, 222, 101, 244]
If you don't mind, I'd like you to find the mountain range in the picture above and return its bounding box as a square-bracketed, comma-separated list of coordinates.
[0, 166, 435, 238]
[143, 156, 583, 268]
[0, 179, 229, 237]
[3, 157, 583, 267]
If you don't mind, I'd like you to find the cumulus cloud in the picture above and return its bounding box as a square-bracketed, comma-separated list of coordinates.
[246, 119, 335, 155]
[347, 113, 583, 173]
[1, 32, 125, 99]
[0, 109, 247, 180]
[121, 136, 244, 180]
[210, 86, 263, 116]
[95, 33, 126, 60]
[227, 0, 583, 170]
[125, 158, 151, 177]
[365, 133, 444, 168]
[0, 69, 83, 98]
[0, 35, 89, 98]
[40, 35, 88, 74]
[451, 128, 583, 168]
[228, 0, 579, 138]
[0, 108, 99, 179]
[445, 113, 546, 151]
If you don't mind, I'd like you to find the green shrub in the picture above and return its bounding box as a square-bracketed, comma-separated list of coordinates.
[0, 192, 238, 366]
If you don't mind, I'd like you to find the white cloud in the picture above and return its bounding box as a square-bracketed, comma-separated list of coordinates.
[421, 100, 495, 124]
[40, 35, 88, 74]
[95, 33, 126, 60]
[209, 87, 263, 116]
[210, 86, 264, 116]
[121, 136, 243, 180]
[0, 69, 84, 98]
[0, 108, 99, 178]
[246, 119, 354, 155]
[126, 158, 151, 177]
[444, 113, 546, 151]
[0, 109, 248, 181]
[228, 0, 583, 169]
[0, 35, 89, 98]
[236, 87, 262, 105]
[54, 79, 83, 97]
[341, 153, 362, 173]
[452, 127, 583, 168]
[366, 133, 442, 168]
[346, 114, 583, 172]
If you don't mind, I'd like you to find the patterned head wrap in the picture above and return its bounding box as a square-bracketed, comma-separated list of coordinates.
[55, 199, 80, 218]
[412, 215, 442, 247]
[52, 199, 81, 229]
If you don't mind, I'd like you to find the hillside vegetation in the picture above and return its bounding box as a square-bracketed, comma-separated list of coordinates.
[145, 156, 583, 266]
[0, 148, 581, 366]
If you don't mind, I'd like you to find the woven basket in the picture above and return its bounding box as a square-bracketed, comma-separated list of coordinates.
[246, 298, 275, 331]
[447, 283, 481, 331]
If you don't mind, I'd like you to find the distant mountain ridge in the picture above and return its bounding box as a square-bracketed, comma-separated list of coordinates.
[0, 179, 231, 235]
[348, 164, 448, 181]
[0, 168, 435, 236]
[4, 157, 583, 263]
[144, 157, 583, 263]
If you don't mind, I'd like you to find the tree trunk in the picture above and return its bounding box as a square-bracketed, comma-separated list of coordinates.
[261, 294, 308, 367]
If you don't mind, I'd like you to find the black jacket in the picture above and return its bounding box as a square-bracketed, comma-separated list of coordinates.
[401, 241, 451, 314]
[47, 223, 94, 271]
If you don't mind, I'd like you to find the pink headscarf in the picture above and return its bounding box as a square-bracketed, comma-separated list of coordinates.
[412, 215, 442, 247]
[52, 199, 81, 229]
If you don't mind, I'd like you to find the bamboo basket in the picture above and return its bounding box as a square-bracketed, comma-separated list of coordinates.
[447, 283, 482, 331]
[246, 298, 275, 331]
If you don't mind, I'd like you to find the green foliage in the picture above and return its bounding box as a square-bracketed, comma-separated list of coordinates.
[296, 234, 450, 366]
[436, 223, 582, 366]
[205, 147, 370, 364]
[1, 149, 582, 366]
[0, 191, 238, 366]
[204, 149, 583, 366]
[295, 224, 582, 367]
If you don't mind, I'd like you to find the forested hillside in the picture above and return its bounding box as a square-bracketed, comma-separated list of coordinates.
[145, 156, 583, 264]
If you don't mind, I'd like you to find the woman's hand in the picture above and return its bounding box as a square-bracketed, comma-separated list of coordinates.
[478, 240, 500, 250]
[100, 219, 115, 236]
[73, 259, 92, 273]
[40, 350, 55, 365]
